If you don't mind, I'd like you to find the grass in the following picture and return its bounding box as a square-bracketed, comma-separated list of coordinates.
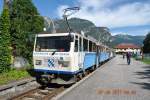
[0, 69, 31, 85]
[141, 58, 150, 65]
[133, 56, 150, 65]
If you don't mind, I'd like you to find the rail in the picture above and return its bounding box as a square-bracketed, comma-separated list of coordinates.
[0, 57, 112, 99]
[11, 86, 65, 100]
[0, 78, 37, 99]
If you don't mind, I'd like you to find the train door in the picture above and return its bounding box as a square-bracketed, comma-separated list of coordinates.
[96, 46, 100, 68]
[78, 37, 83, 69]
[74, 35, 83, 70]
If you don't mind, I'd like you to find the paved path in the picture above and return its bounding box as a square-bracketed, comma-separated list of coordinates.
[58, 55, 150, 100]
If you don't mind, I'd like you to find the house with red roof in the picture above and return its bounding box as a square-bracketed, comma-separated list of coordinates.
[115, 43, 141, 54]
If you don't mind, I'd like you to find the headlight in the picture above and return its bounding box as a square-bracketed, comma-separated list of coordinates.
[63, 61, 70, 67]
[58, 61, 70, 67]
[35, 60, 42, 65]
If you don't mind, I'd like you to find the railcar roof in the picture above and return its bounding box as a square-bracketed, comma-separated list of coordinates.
[36, 32, 111, 49]
[37, 32, 70, 37]
[36, 32, 97, 42]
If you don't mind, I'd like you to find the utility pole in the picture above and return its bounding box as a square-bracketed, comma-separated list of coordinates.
[43, 16, 56, 33]
[3, 0, 12, 9]
[3, 0, 9, 8]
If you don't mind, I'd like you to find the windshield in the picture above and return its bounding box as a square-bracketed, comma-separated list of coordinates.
[35, 36, 71, 52]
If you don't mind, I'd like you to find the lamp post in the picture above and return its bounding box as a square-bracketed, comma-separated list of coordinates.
[3, 0, 12, 8]
[31, 15, 56, 33]
[43, 16, 56, 33]
[3, 0, 8, 7]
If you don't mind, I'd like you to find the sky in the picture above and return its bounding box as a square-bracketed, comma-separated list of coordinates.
[0, 0, 150, 36]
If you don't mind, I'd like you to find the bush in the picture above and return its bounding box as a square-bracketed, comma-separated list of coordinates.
[0, 69, 30, 85]
[0, 7, 11, 73]
[10, 0, 44, 64]
[143, 32, 150, 53]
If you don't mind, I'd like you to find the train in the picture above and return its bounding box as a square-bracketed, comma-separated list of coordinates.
[33, 32, 115, 85]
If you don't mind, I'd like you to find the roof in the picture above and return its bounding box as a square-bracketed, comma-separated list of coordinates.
[115, 43, 140, 49]
[37, 32, 69, 37]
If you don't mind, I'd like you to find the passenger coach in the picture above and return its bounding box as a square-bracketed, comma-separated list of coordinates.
[33, 32, 114, 85]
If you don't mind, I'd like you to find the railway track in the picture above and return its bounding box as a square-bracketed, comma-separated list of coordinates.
[8, 70, 93, 100]
[8, 71, 92, 100]
[10, 85, 65, 100]
[8, 60, 110, 100]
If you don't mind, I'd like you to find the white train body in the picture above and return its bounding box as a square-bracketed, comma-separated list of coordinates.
[33, 32, 114, 85]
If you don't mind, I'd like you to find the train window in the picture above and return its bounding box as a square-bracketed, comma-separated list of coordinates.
[89, 41, 92, 52]
[35, 36, 70, 52]
[100, 46, 102, 52]
[83, 39, 88, 51]
[74, 36, 78, 52]
[74, 40, 78, 52]
[92, 43, 96, 52]
[79, 37, 82, 51]
[87, 40, 89, 51]
[75, 35, 78, 39]
[92, 43, 94, 52]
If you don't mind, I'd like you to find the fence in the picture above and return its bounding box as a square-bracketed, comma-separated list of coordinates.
[143, 53, 150, 59]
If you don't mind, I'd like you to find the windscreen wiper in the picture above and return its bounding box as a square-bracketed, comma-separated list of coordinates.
[52, 51, 56, 55]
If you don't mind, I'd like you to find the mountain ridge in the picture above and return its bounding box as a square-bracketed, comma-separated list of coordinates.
[44, 17, 145, 47]
[111, 34, 145, 47]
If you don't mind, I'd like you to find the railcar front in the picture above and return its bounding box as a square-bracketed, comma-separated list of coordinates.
[33, 33, 79, 85]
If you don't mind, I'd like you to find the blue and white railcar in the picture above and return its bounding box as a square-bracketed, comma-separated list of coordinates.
[33, 32, 110, 85]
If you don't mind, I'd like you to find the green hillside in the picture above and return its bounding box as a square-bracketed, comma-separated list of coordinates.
[111, 34, 145, 47]
[54, 18, 112, 45]
[44, 17, 145, 47]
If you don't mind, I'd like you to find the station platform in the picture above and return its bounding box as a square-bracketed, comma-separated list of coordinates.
[57, 55, 150, 100]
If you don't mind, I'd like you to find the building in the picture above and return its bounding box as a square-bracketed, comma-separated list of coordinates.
[115, 43, 141, 54]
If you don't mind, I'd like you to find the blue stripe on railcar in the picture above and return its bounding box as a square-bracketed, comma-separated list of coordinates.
[99, 52, 109, 62]
[34, 69, 81, 75]
[99, 52, 105, 62]
[106, 53, 109, 60]
[105, 53, 109, 60]
[83, 52, 96, 69]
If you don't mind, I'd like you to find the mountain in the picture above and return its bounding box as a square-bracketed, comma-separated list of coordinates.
[111, 34, 145, 47]
[44, 17, 145, 48]
[46, 17, 112, 45]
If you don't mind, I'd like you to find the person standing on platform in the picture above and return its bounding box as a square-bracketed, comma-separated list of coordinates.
[123, 53, 125, 59]
[126, 52, 131, 65]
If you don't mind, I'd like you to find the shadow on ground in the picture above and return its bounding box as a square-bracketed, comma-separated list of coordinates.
[131, 65, 150, 90]
[27, 69, 36, 77]
[38, 83, 72, 90]
[131, 82, 150, 90]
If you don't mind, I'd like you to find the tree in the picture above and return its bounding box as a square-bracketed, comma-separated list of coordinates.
[0, 7, 11, 73]
[143, 32, 150, 53]
[10, 0, 44, 63]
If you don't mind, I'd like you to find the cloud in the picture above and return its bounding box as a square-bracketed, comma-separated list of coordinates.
[57, 0, 150, 28]
[111, 27, 150, 36]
